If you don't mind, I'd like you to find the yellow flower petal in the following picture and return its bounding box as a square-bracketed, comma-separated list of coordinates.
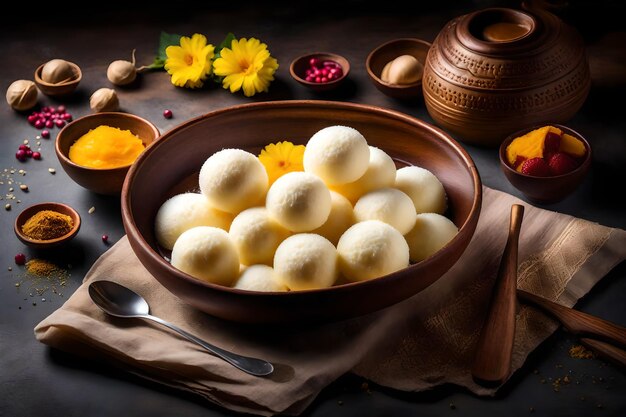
[259, 141, 306, 184]
[213, 37, 278, 97]
[165, 34, 214, 89]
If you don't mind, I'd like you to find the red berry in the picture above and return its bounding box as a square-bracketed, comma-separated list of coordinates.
[25, 149, 33, 157]
[15, 150, 27, 161]
[309, 57, 320, 67]
[102, 234, 109, 243]
[32, 152, 41, 160]
[62, 113, 72, 121]
[548, 152, 579, 176]
[163, 109, 173, 119]
[45, 120, 54, 128]
[18, 144, 28, 151]
[521, 157, 551, 177]
[55, 119, 65, 128]
[15, 253, 26, 265]
[41, 130, 50, 139]
[544, 132, 561, 158]
[34, 119, 45, 129]
[57, 105, 66, 113]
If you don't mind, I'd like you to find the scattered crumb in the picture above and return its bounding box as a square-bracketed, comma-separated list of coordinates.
[88, 206, 95, 214]
[48, 168, 56, 174]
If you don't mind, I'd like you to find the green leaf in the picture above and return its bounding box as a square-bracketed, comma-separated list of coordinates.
[150, 31, 183, 70]
[214, 32, 236, 59]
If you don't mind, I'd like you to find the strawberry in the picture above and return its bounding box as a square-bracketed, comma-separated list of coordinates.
[548, 152, 579, 176]
[521, 157, 551, 177]
[513, 155, 527, 170]
[543, 131, 561, 158]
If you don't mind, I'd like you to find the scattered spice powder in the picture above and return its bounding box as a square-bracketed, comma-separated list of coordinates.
[569, 344, 595, 359]
[18, 258, 70, 299]
[22, 209, 73, 240]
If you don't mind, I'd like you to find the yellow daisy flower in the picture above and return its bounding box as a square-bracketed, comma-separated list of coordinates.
[213, 37, 279, 97]
[165, 34, 215, 88]
[259, 141, 305, 184]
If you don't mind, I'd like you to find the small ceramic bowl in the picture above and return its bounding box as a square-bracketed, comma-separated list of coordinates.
[14, 202, 81, 249]
[366, 38, 431, 99]
[289, 52, 350, 92]
[499, 124, 591, 204]
[34, 61, 82, 97]
[56, 112, 160, 195]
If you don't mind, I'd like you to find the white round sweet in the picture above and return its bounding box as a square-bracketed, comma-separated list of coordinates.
[353, 188, 416, 235]
[273, 234, 337, 291]
[303, 125, 370, 185]
[233, 265, 288, 292]
[394, 166, 447, 214]
[266, 171, 331, 232]
[154, 193, 233, 250]
[171, 226, 240, 286]
[337, 220, 409, 282]
[199, 148, 268, 214]
[331, 146, 397, 203]
[229, 207, 290, 266]
[405, 213, 458, 262]
[311, 191, 355, 245]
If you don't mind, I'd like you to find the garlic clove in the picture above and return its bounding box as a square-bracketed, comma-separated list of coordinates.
[107, 50, 138, 86]
[6, 80, 38, 111]
[90, 88, 119, 113]
[387, 55, 424, 85]
[381, 61, 393, 83]
[41, 59, 76, 84]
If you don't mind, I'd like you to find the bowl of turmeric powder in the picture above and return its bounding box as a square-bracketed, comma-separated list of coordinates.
[55, 112, 160, 195]
[14, 202, 81, 248]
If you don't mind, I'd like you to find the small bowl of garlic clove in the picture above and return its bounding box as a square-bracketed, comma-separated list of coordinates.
[366, 38, 431, 100]
[34, 59, 82, 97]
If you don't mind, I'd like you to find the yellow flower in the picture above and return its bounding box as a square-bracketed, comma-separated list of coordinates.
[165, 34, 215, 88]
[259, 141, 305, 184]
[213, 37, 279, 97]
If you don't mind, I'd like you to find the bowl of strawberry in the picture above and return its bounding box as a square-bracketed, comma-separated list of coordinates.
[499, 124, 591, 204]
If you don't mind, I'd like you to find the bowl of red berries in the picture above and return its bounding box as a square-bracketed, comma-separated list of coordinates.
[499, 124, 591, 204]
[289, 52, 349, 92]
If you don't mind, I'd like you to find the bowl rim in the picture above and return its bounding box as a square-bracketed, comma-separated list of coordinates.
[499, 123, 592, 179]
[122, 100, 482, 296]
[34, 60, 82, 87]
[365, 37, 432, 89]
[289, 52, 350, 87]
[14, 202, 81, 247]
[55, 111, 161, 172]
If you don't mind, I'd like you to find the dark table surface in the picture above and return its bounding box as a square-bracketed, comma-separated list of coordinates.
[1, 1, 625, 416]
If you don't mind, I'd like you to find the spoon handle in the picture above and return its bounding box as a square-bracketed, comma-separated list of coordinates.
[471, 204, 524, 386]
[517, 290, 626, 350]
[580, 338, 626, 369]
[142, 314, 274, 377]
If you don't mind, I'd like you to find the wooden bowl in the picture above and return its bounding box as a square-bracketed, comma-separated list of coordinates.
[499, 124, 591, 204]
[34, 61, 82, 97]
[55, 112, 160, 195]
[14, 202, 81, 249]
[423, 7, 590, 147]
[366, 38, 431, 99]
[289, 52, 350, 92]
[121, 100, 482, 324]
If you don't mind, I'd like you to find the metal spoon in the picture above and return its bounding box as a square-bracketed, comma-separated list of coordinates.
[88, 280, 274, 377]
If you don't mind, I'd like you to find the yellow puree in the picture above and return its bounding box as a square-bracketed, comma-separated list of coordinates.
[69, 125, 145, 169]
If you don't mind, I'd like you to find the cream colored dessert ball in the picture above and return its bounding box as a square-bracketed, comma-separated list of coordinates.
[199, 148, 268, 214]
[331, 146, 397, 203]
[354, 188, 416, 235]
[171, 226, 240, 286]
[273, 234, 337, 291]
[266, 171, 331, 232]
[233, 265, 288, 292]
[337, 220, 409, 282]
[303, 125, 370, 185]
[155, 193, 233, 250]
[311, 191, 355, 245]
[394, 166, 447, 214]
[405, 213, 458, 262]
[229, 207, 290, 266]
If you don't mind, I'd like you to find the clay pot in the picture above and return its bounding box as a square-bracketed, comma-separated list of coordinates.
[422, 7, 590, 147]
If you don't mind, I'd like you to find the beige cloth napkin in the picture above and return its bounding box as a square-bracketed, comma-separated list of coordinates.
[35, 187, 626, 416]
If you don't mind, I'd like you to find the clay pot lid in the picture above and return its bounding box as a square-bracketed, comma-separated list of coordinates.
[455, 8, 544, 54]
